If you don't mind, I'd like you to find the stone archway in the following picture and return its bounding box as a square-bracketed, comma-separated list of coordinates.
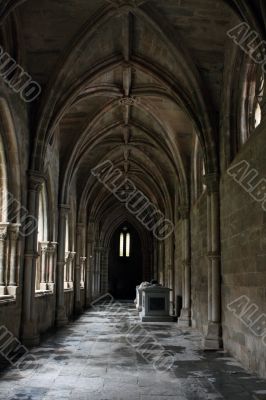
[108, 222, 143, 299]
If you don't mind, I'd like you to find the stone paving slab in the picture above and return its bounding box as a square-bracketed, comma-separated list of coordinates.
[0, 302, 266, 399]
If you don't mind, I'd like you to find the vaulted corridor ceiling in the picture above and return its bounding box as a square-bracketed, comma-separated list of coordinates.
[3, 0, 238, 227]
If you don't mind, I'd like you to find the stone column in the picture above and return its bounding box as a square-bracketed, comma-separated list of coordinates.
[174, 225, 182, 318]
[74, 223, 85, 314]
[39, 241, 49, 290]
[153, 241, 158, 281]
[74, 256, 82, 314]
[203, 173, 222, 349]
[8, 224, 20, 287]
[47, 242, 57, 291]
[68, 252, 76, 286]
[55, 204, 70, 327]
[91, 256, 96, 298]
[64, 251, 69, 285]
[100, 248, 108, 294]
[92, 244, 101, 298]
[207, 194, 212, 322]
[80, 257, 86, 287]
[94, 246, 102, 297]
[0, 223, 9, 288]
[158, 241, 164, 284]
[85, 241, 93, 307]
[178, 206, 192, 327]
[22, 171, 44, 346]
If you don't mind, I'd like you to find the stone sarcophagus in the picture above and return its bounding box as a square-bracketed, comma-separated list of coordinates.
[141, 284, 175, 322]
[135, 282, 151, 311]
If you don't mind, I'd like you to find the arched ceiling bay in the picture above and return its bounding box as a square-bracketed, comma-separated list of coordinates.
[4, 0, 240, 228]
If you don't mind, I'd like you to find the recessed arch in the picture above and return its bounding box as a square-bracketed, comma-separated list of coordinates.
[0, 98, 21, 223]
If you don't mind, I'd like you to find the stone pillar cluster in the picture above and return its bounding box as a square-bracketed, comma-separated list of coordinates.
[74, 223, 86, 314]
[55, 204, 70, 328]
[22, 171, 44, 346]
[203, 173, 222, 349]
[178, 206, 191, 327]
[0, 222, 20, 295]
[37, 241, 57, 291]
[85, 241, 93, 307]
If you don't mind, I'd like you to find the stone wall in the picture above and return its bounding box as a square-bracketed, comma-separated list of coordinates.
[220, 122, 266, 378]
[80, 289, 85, 308]
[174, 220, 183, 317]
[0, 84, 29, 338]
[0, 294, 22, 338]
[36, 294, 56, 334]
[64, 291, 74, 318]
[191, 192, 208, 333]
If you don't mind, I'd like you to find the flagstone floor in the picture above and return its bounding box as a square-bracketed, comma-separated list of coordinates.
[0, 301, 266, 399]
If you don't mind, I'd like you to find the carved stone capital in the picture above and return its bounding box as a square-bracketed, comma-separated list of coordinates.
[28, 170, 45, 192]
[58, 204, 70, 217]
[47, 241, 57, 254]
[80, 257, 87, 265]
[8, 223, 20, 240]
[69, 251, 76, 261]
[39, 241, 49, 253]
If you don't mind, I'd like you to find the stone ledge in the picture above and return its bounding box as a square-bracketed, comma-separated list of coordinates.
[35, 290, 54, 297]
[141, 315, 177, 322]
[253, 392, 266, 400]
[0, 295, 15, 304]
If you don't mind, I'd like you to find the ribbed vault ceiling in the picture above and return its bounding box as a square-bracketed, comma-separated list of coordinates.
[2, 0, 253, 234]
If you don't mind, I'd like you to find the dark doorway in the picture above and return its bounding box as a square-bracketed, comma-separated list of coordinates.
[108, 223, 142, 299]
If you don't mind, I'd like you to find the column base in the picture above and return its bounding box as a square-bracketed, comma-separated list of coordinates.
[74, 302, 83, 315]
[203, 321, 223, 350]
[21, 322, 40, 347]
[178, 308, 191, 327]
[176, 295, 182, 318]
[85, 298, 92, 308]
[169, 301, 174, 315]
[55, 307, 68, 327]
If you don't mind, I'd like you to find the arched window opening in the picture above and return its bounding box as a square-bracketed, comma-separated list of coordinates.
[126, 233, 130, 257]
[64, 211, 75, 290]
[251, 71, 264, 131]
[119, 228, 131, 258]
[109, 223, 143, 299]
[119, 232, 124, 257]
[193, 136, 206, 202]
[0, 104, 21, 299]
[37, 184, 48, 243]
[0, 138, 8, 223]
[237, 63, 264, 151]
[255, 102, 262, 129]
[0, 135, 11, 297]
[65, 215, 69, 253]
[36, 183, 56, 293]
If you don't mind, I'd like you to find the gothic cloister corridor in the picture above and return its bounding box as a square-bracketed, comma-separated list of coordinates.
[0, 0, 266, 398]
